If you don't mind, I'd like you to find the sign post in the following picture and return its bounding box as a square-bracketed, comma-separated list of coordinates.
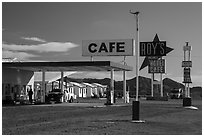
[148, 58, 165, 98]
[160, 72, 163, 97]
[182, 42, 192, 107]
[151, 73, 154, 97]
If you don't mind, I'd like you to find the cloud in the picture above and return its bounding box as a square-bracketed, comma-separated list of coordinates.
[21, 36, 46, 42]
[2, 40, 80, 61]
[2, 50, 37, 61]
[2, 42, 79, 53]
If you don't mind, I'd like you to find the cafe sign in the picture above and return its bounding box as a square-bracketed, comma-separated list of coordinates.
[82, 39, 134, 56]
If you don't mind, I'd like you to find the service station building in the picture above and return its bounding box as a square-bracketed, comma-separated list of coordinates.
[2, 61, 133, 104]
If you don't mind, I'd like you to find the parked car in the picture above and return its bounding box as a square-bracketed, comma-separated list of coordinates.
[47, 89, 64, 103]
[169, 88, 183, 99]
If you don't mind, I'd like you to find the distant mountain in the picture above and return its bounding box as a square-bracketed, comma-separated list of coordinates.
[163, 78, 185, 93]
[120, 76, 152, 96]
[117, 77, 185, 96]
[65, 76, 187, 97]
[65, 77, 111, 86]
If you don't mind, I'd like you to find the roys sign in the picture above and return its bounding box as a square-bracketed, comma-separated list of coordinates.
[140, 41, 166, 56]
[82, 39, 134, 56]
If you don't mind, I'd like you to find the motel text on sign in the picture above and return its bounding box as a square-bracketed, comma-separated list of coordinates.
[148, 59, 165, 73]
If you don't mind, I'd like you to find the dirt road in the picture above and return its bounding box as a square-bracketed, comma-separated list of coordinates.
[2, 99, 202, 135]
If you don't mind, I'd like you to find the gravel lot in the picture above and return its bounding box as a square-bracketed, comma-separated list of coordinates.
[2, 98, 202, 135]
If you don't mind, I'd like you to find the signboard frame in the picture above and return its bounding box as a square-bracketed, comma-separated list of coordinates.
[82, 39, 134, 56]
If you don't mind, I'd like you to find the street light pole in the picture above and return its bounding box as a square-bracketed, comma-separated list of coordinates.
[130, 10, 144, 122]
[130, 10, 140, 101]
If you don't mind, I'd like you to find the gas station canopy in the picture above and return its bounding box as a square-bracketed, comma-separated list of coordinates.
[3, 61, 133, 72]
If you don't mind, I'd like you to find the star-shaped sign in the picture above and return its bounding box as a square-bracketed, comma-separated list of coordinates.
[140, 34, 174, 70]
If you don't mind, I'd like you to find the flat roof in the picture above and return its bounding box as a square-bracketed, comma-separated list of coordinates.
[2, 61, 133, 72]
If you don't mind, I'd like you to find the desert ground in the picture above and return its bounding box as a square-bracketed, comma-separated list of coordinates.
[2, 98, 202, 135]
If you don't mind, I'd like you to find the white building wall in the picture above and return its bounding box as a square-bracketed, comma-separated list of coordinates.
[86, 87, 92, 97]
[80, 88, 82, 97]
[82, 88, 87, 98]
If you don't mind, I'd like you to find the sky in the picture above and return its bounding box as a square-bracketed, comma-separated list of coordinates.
[2, 2, 202, 87]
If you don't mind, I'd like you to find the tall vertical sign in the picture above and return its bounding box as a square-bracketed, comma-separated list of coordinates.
[140, 34, 172, 98]
[182, 42, 192, 107]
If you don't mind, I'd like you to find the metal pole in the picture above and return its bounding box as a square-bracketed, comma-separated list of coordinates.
[42, 70, 45, 103]
[160, 58, 163, 97]
[151, 73, 154, 97]
[135, 12, 140, 101]
[130, 10, 144, 122]
[61, 71, 64, 102]
[110, 68, 114, 104]
[129, 11, 140, 101]
[160, 72, 163, 97]
[123, 56, 127, 103]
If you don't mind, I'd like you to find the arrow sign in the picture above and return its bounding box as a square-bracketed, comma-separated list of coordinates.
[140, 34, 174, 70]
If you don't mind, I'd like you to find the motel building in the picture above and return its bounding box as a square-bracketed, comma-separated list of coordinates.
[70, 82, 87, 98]
[82, 82, 98, 97]
[92, 83, 107, 97]
[34, 77, 107, 102]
